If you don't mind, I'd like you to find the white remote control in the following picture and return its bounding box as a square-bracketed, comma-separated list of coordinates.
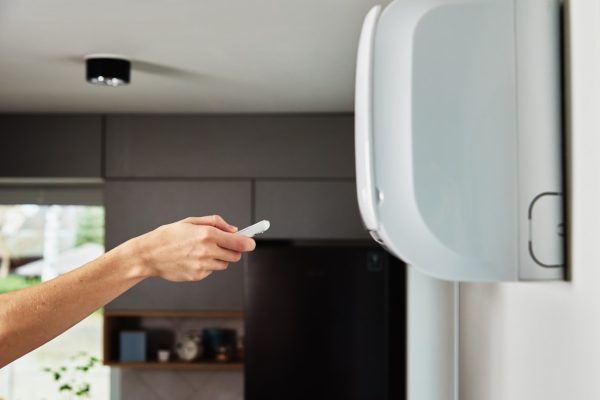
[236, 220, 270, 238]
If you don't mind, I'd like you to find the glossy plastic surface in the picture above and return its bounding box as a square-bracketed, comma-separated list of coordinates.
[237, 220, 271, 238]
[355, 0, 564, 281]
[355, 5, 382, 231]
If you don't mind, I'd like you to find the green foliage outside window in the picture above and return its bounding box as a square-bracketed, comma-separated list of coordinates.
[43, 352, 101, 399]
[0, 274, 40, 294]
[74, 207, 104, 246]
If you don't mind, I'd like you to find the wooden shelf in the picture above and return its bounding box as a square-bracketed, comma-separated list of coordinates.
[104, 310, 243, 318]
[105, 361, 244, 370]
[103, 310, 244, 369]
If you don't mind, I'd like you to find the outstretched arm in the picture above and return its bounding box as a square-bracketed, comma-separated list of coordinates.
[0, 215, 255, 368]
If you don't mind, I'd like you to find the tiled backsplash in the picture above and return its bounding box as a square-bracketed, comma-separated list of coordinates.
[120, 369, 243, 400]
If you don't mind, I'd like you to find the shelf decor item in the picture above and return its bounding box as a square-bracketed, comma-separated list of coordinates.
[202, 328, 237, 360]
[216, 346, 233, 363]
[237, 335, 245, 361]
[157, 349, 171, 363]
[175, 331, 202, 362]
[119, 331, 146, 362]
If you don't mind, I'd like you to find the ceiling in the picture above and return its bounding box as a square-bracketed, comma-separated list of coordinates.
[0, 0, 389, 113]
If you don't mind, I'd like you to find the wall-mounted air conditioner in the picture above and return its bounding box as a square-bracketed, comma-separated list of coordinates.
[355, 0, 565, 281]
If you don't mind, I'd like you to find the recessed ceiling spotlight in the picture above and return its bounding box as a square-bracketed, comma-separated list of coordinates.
[85, 55, 130, 87]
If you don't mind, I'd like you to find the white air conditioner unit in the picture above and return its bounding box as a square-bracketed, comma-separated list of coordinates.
[355, 0, 565, 281]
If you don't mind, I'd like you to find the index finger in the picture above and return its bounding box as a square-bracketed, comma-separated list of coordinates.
[214, 230, 256, 253]
[183, 215, 237, 233]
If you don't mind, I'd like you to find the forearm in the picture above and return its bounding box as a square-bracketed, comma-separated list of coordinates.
[0, 215, 255, 368]
[0, 238, 147, 367]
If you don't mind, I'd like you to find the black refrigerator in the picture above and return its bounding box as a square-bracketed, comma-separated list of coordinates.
[244, 244, 406, 400]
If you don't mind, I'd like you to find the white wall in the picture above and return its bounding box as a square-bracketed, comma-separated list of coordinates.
[460, 1, 600, 399]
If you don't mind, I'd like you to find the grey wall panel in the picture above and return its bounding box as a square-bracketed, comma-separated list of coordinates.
[254, 180, 368, 240]
[105, 180, 252, 311]
[105, 115, 355, 178]
[0, 115, 102, 177]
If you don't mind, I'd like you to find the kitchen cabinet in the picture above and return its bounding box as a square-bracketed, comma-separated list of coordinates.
[254, 180, 368, 240]
[105, 115, 355, 179]
[0, 115, 102, 177]
[105, 180, 252, 311]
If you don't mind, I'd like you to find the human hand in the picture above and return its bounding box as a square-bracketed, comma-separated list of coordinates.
[126, 215, 256, 282]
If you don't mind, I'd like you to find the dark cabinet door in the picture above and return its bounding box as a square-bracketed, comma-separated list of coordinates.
[0, 115, 102, 177]
[254, 180, 369, 240]
[105, 115, 355, 179]
[105, 180, 252, 311]
[245, 246, 403, 400]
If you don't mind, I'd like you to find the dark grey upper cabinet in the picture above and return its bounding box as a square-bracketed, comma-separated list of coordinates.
[104, 180, 252, 248]
[105, 180, 252, 311]
[254, 180, 369, 240]
[105, 115, 355, 179]
[0, 115, 102, 177]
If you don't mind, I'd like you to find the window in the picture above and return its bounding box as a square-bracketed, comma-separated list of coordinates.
[0, 203, 109, 400]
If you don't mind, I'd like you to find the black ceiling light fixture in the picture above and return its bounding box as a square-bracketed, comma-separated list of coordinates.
[85, 55, 130, 87]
